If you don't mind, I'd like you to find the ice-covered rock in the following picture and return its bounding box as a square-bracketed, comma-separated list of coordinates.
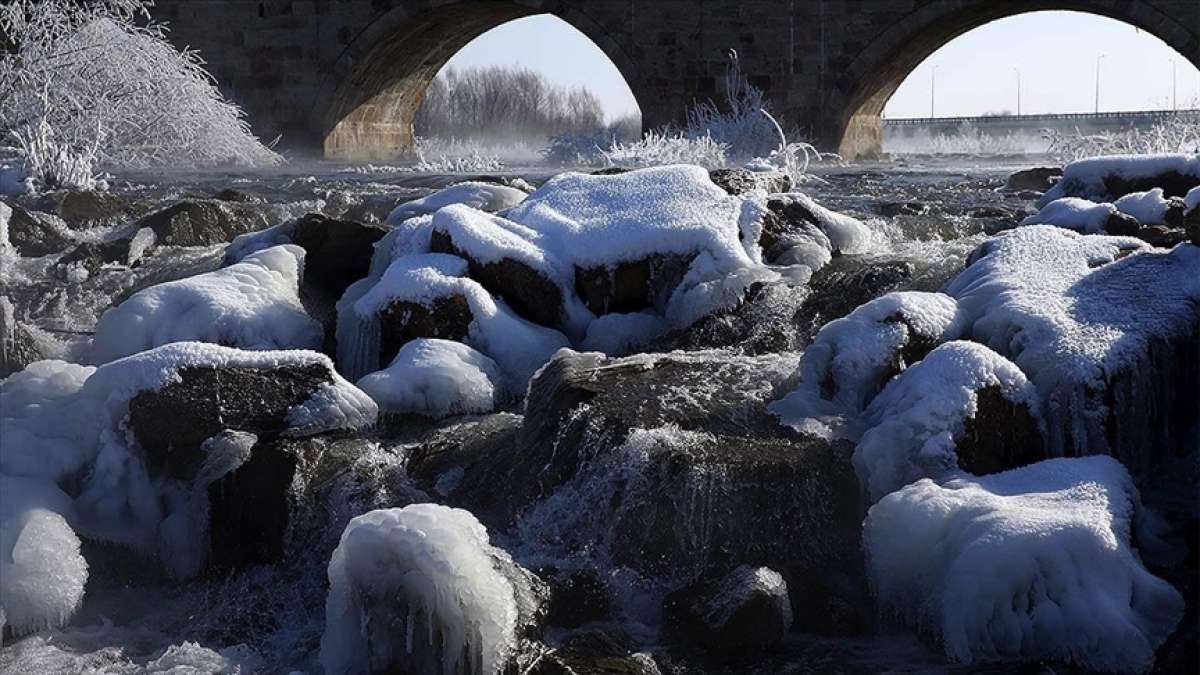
[760, 192, 874, 266]
[0, 297, 64, 378]
[338, 253, 569, 389]
[90, 244, 323, 362]
[384, 181, 528, 225]
[581, 311, 671, 356]
[707, 167, 792, 195]
[864, 456, 1183, 673]
[946, 226, 1200, 472]
[0, 203, 73, 257]
[320, 504, 546, 675]
[1019, 197, 1120, 234]
[1, 343, 376, 573]
[1004, 166, 1062, 193]
[356, 338, 503, 419]
[132, 198, 273, 247]
[651, 280, 810, 355]
[1038, 154, 1200, 207]
[769, 291, 967, 439]
[663, 565, 792, 653]
[853, 341, 1044, 502]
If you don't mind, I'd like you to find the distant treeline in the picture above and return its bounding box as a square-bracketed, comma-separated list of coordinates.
[414, 65, 639, 142]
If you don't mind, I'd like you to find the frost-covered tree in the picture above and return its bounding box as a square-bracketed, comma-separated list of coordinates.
[0, 0, 281, 190]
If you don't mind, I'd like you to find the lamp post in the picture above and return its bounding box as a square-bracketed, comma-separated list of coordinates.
[1094, 54, 1105, 114]
[1014, 67, 1021, 116]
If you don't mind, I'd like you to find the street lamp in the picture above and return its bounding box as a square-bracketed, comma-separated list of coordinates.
[1094, 54, 1105, 114]
[1013, 67, 1021, 116]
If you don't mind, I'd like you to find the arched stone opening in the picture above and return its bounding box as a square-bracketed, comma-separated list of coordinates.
[316, 1, 642, 162]
[833, 0, 1200, 159]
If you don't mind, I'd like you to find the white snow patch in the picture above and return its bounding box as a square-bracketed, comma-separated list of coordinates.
[1114, 188, 1170, 225]
[384, 181, 527, 225]
[1038, 153, 1200, 206]
[321, 504, 520, 675]
[90, 244, 323, 363]
[864, 456, 1184, 672]
[1185, 185, 1200, 212]
[1019, 197, 1115, 233]
[853, 341, 1041, 503]
[356, 338, 502, 419]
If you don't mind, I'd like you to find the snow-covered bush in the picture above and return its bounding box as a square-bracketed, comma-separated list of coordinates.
[684, 50, 778, 161]
[321, 504, 524, 675]
[864, 456, 1183, 672]
[601, 131, 730, 169]
[1046, 115, 1200, 163]
[0, 0, 281, 191]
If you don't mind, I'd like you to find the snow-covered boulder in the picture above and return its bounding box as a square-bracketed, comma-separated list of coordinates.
[769, 291, 966, 439]
[1019, 197, 1126, 234]
[853, 341, 1044, 503]
[651, 280, 809, 355]
[760, 192, 873, 267]
[1, 343, 377, 576]
[132, 198, 273, 247]
[663, 565, 792, 653]
[1038, 154, 1200, 208]
[384, 181, 528, 225]
[864, 456, 1183, 673]
[337, 253, 569, 389]
[90, 244, 323, 363]
[320, 504, 547, 675]
[356, 339, 503, 420]
[946, 226, 1200, 472]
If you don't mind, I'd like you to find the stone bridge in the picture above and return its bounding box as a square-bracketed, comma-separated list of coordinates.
[152, 0, 1200, 161]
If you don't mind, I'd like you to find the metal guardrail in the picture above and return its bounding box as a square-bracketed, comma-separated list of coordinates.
[884, 109, 1200, 126]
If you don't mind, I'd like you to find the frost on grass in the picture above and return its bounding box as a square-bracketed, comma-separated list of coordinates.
[1019, 197, 1117, 234]
[89, 245, 322, 363]
[853, 341, 1041, 503]
[356, 338, 503, 419]
[0, 343, 375, 574]
[321, 504, 522, 675]
[769, 291, 966, 439]
[1038, 154, 1200, 207]
[384, 182, 528, 226]
[945, 226, 1200, 462]
[864, 456, 1183, 673]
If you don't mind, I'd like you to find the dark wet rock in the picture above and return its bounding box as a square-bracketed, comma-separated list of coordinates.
[759, 194, 827, 255]
[968, 205, 1014, 219]
[574, 253, 692, 316]
[663, 565, 792, 653]
[542, 567, 614, 629]
[55, 237, 135, 279]
[33, 189, 142, 226]
[1105, 211, 1141, 236]
[1137, 225, 1187, 248]
[430, 228, 565, 328]
[1187, 204, 1200, 246]
[213, 187, 261, 203]
[378, 295, 474, 370]
[290, 213, 387, 298]
[875, 201, 929, 218]
[339, 193, 410, 224]
[133, 199, 272, 246]
[127, 362, 333, 480]
[955, 385, 1047, 476]
[466, 174, 536, 192]
[1004, 167, 1062, 192]
[708, 168, 792, 196]
[654, 281, 810, 354]
[1015, 189, 1044, 200]
[798, 258, 922, 342]
[1104, 170, 1200, 201]
[0, 297, 60, 378]
[513, 350, 866, 632]
[591, 167, 632, 176]
[3, 203, 72, 256]
[529, 631, 660, 675]
[1164, 197, 1188, 229]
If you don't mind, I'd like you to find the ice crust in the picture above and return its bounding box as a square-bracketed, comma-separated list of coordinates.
[90, 245, 322, 363]
[864, 456, 1183, 673]
[321, 504, 520, 675]
[385, 181, 528, 225]
[356, 338, 502, 419]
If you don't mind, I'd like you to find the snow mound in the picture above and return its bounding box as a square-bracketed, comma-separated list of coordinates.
[384, 181, 528, 225]
[769, 291, 966, 439]
[1185, 185, 1200, 211]
[864, 456, 1184, 673]
[854, 341, 1041, 502]
[90, 244, 322, 363]
[0, 476, 88, 638]
[356, 339, 502, 419]
[339, 253, 569, 388]
[1039, 154, 1200, 206]
[321, 504, 520, 675]
[1019, 197, 1115, 233]
[945, 226, 1200, 456]
[1115, 188, 1170, 225]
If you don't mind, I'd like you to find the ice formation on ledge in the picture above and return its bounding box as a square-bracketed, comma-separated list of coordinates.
[0, 476, 88, 639]
[580, 312, 669, 355]
[1038, 153, 1200, 206]
[356, 338, 502, 419]
[338, 253, 569, 386]
[0, 344, 375, 562]
[1114, 188, 1171, 225]
[770, 191, 874, 257]
[1019, 197, 1116, 233]
[864, 456, 1183, 673]
[90, 245, 322, 363]
[945, 226, 1200, 459]
[321, 504, 520, 675]
[384, 181, 528, 225]
[854, 341, 1041, 502]
[769, 291, 965, 439]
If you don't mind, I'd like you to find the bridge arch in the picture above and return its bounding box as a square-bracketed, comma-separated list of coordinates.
[834, 0, 1200, 159]
[313, 0, 641, 162]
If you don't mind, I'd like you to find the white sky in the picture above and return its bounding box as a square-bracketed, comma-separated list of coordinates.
[444, 11, 1200, 121]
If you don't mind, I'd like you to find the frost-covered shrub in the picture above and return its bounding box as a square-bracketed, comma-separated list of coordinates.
[684, 50, 778, 161]
[602, 131, 730, 169]
[885, 122, 1035, 156]
[1046, 115, 1200, 163]
[0, 0, 281, 190]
